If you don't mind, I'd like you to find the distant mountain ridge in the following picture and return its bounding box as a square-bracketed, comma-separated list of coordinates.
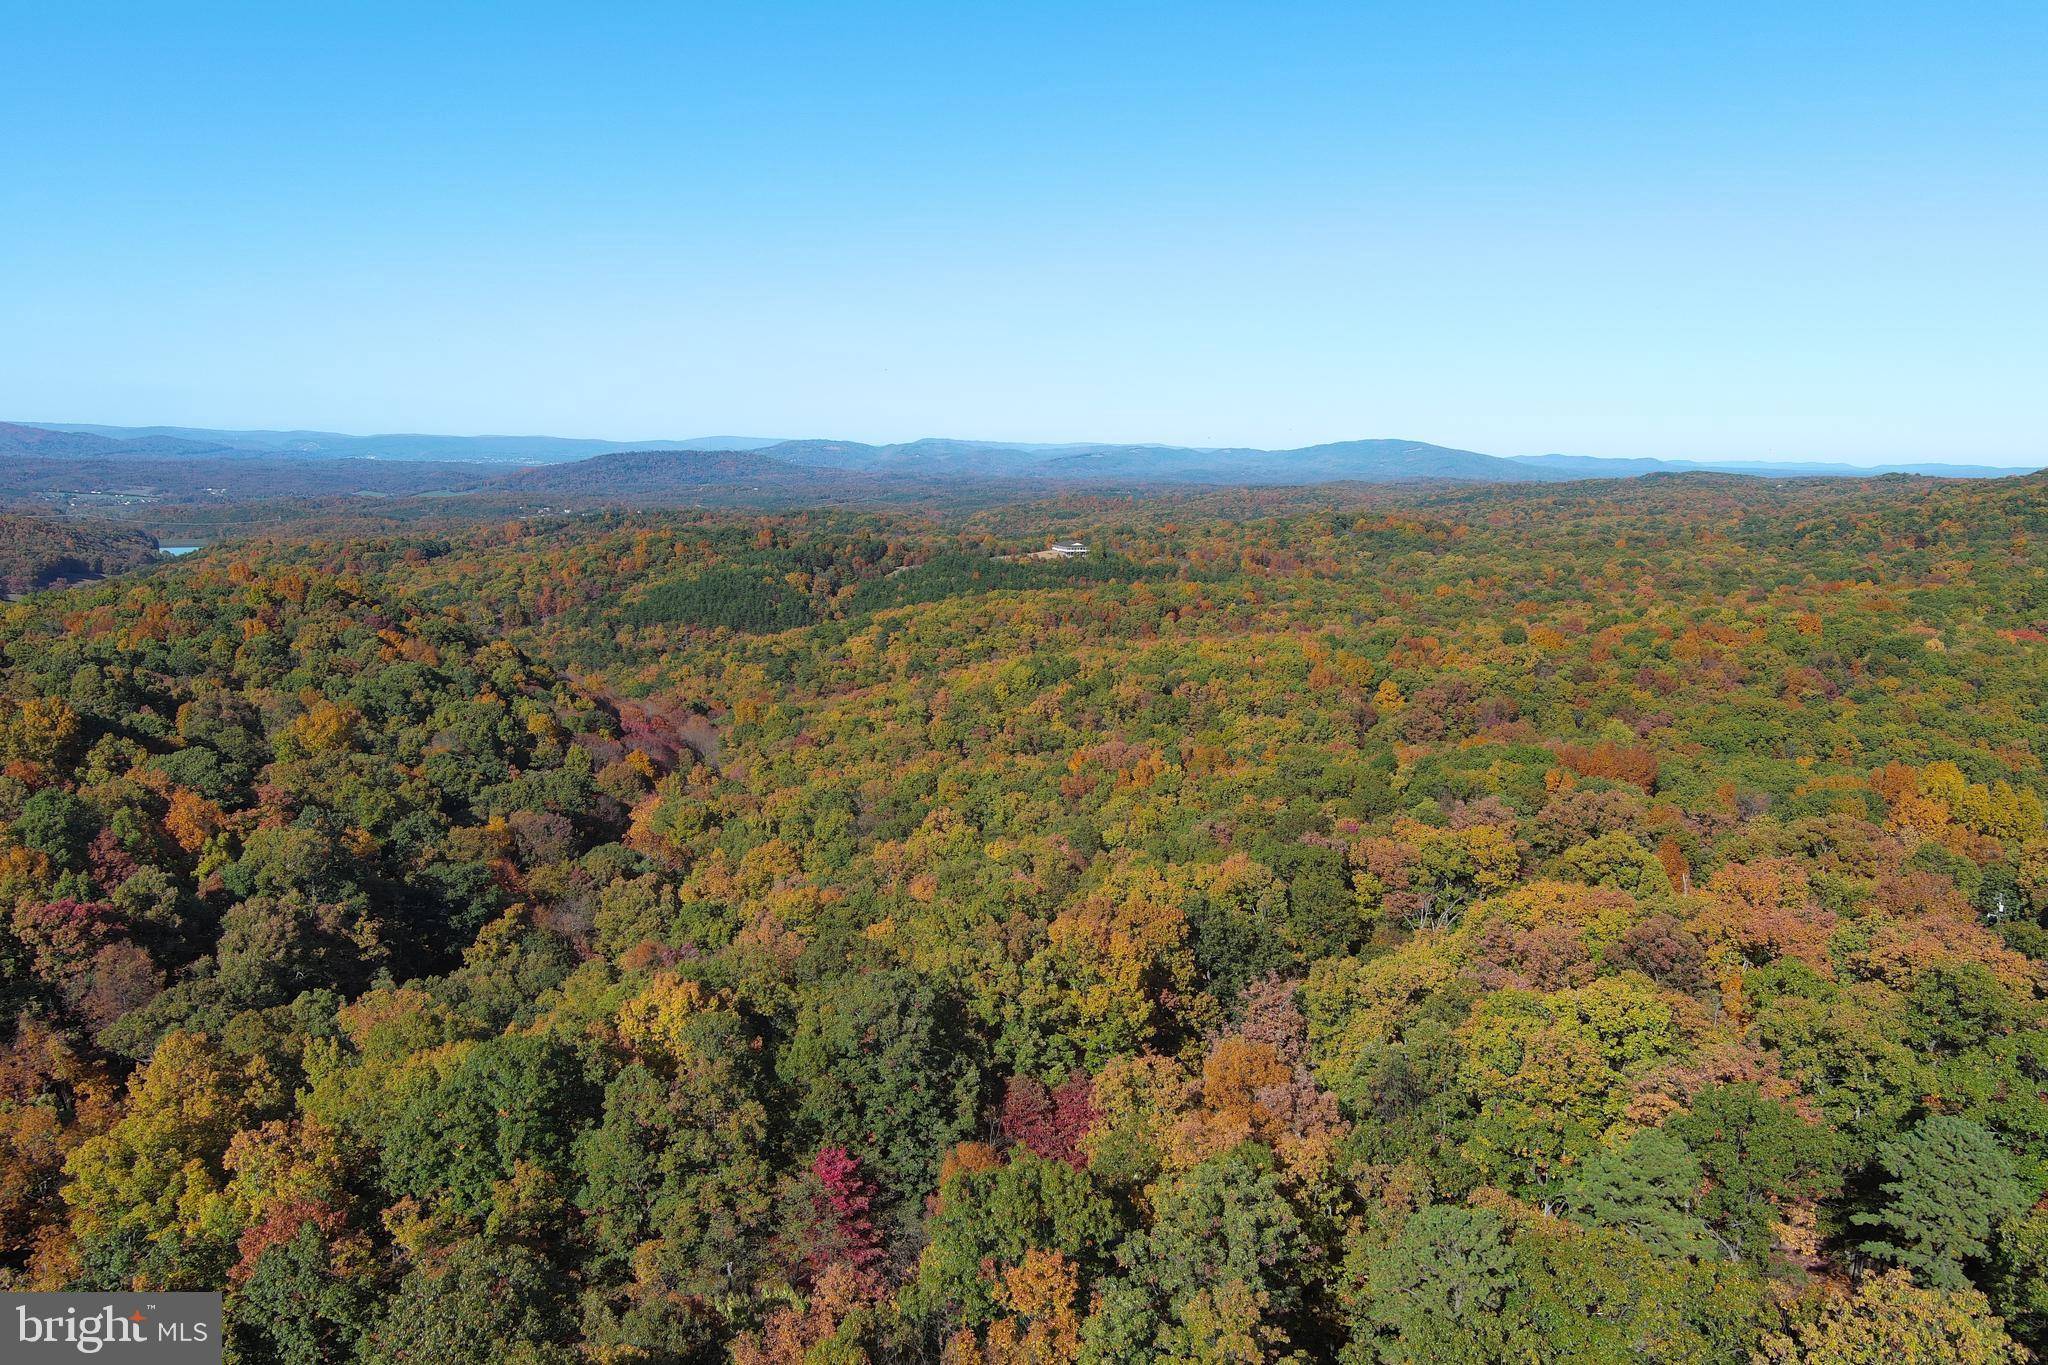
[1510, 453, 2039, 480]
[10, 421, 2041, 484]
[23, 423, 786, 463]
[0, 422, 248, 460]
[752, 436, 1542, 484]
[497, 448, 885, 503]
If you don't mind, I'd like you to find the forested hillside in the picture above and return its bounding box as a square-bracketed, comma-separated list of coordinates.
[3, 472, 2048, 1362]
[0, 515, 163, 596]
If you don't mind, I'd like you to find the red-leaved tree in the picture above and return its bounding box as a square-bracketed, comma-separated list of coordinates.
[996, 1074, 1097, 1168]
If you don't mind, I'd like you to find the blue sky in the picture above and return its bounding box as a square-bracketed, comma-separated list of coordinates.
[3, 2, 2042, 463]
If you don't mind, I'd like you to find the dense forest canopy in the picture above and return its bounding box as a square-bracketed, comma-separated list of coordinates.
[3, 470, 2048, 1362]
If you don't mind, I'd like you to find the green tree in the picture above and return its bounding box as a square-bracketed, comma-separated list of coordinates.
[1558, 1127, 1710, 1258]
[908, 1150, 1121, 1328]
[1355, 1204, 1517, 1363]
[777, 968, 984, 1195]
[228, 1222, 375, 1365]
[1086, 1144, 1308, 1359]
[359, 1240, 575, 1365]
[1854, 1114, 2028, 1290]
[1988, 1209, 2048, 1355]
[380, 1032, 595, 1221]
[1667, 1083, 1836, 1262]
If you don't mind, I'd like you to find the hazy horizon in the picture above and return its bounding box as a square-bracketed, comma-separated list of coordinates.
[16, 417, 2043, 472]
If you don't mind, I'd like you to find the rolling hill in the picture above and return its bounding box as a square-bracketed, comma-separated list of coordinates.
[0, 513, 163, 593]
[493, 448, 873, 501]
[0, 422, 246, 460]
[742, 436, 1548, 483]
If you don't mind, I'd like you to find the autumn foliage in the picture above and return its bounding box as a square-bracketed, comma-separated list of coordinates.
[2, 472, 2048, 1358]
